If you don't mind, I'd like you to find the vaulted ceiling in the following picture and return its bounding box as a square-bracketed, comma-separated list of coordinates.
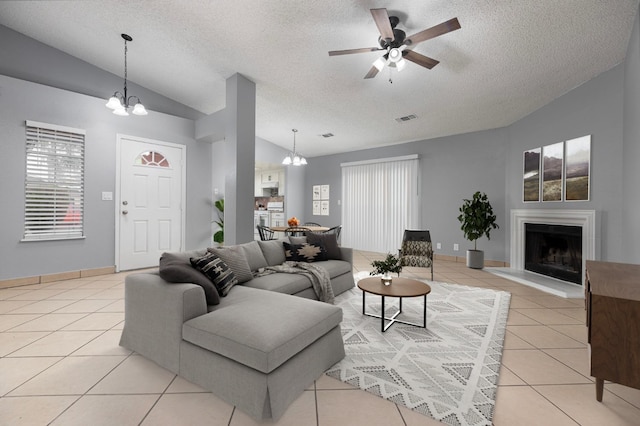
[0, 1, 638, 157]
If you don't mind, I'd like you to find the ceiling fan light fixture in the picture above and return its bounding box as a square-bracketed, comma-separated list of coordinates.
[396, 57, 407, 72]
[373, 57, 386, 71]
[388, 47, 402, 63]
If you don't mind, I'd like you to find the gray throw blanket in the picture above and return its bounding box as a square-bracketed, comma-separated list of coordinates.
[258, 261, 335, 304]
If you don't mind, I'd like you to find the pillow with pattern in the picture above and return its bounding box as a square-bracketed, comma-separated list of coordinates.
[190, 252, 238, 297]
[283, 242, 328, 263]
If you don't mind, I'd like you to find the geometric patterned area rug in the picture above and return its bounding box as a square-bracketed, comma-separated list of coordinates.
[326, 276, 511, 426]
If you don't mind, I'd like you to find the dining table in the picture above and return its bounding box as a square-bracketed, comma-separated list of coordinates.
[270, 225, 329, 233]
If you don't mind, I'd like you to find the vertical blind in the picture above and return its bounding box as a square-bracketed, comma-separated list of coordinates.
[23, 120, 86, 241]
[341, 155, 419, 254]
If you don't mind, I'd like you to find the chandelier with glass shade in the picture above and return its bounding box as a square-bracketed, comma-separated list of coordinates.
[105, 34, 148, 116]
[282, 129, 307, 166]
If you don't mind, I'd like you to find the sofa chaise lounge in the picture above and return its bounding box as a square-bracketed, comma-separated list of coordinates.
[119, 237, 354, 420]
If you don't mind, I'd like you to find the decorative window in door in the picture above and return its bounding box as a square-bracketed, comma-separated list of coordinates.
[135, 151, 170, 167]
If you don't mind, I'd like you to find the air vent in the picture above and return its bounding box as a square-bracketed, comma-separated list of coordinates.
[320, 133, 334, 138]
[395, 114, 417, 123]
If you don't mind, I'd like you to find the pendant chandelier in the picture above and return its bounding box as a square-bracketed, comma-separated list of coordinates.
[282, 129, 307, 166]
[105, 34, 148, 116]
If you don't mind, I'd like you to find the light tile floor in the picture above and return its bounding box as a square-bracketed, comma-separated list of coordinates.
[1, 251, 640, 425]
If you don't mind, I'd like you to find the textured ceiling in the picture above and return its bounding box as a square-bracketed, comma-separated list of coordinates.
[0, 1, 638, 158]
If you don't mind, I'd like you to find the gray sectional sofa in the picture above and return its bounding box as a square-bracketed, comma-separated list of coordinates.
[119, 237, 355, 421]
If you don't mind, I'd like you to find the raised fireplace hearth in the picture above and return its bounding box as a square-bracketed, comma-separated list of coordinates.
[510, 209, 597, 287]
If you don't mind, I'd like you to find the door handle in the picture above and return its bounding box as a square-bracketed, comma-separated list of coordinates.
[122, 210, 128, 215]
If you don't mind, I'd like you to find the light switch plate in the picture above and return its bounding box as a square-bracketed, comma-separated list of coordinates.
[101, 191, 113, 201]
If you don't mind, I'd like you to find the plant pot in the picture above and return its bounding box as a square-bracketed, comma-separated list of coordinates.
[381, 272, 393, 286]
[466, 249, 484, 269]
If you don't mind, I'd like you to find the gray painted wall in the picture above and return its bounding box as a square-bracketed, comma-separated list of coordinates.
[0, 75, 211, 280]
[622, 9, 640, 264]
[506, 64, 625, 262]
[0, 25, 204, 121]
[305, 129, 509, 262]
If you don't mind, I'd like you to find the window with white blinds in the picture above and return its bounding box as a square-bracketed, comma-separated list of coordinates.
[23, 120, 86, 241]
[341, 155, 420, 254]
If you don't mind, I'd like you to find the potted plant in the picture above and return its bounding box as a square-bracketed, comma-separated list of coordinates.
[457, 191, 499, 269]
[370, 253, 402, 285]
[213, 198, 224, 246]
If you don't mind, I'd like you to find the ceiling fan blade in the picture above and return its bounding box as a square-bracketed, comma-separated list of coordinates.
[364, 65, 380, 79]
[329, 47, 383, 56]
[405, 17, 461, 46]
[404, 50, 440, 69]
[371, 8, 394, 42]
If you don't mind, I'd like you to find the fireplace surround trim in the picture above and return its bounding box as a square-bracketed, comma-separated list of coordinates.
[510, 209, 597, 285]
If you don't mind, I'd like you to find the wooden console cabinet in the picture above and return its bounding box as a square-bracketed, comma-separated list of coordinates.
[585, 260, 640, 401]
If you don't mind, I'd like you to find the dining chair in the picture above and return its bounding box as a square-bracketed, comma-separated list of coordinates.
[399, 230, 433, 280]
[323, 225, 342, 242]
[303, 222, 321, 226]
[256, 224, 276, 241]
[284, 227, 311, 237]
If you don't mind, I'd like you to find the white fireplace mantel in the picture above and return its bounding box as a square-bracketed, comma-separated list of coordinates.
[510, 209, 598, 285]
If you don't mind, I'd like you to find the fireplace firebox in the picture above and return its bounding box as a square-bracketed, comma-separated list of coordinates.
[524, 223, 582, 285]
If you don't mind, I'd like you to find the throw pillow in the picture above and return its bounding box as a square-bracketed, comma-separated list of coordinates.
[257, 239, 287, 266]
[288, 236, 307, 245]
[237, 241, 268, 271]
[283, 242, 328, 263]
[190, 252, 238, 297]
[159, 250, 220, 305]
[207, 246, 253, 283]
[306, 232, 342, 260]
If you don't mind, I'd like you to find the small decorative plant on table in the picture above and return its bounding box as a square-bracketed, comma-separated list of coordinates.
[370, 253, 402, 285]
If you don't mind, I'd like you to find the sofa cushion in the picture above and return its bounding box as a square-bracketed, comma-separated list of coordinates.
[311, 259, 352, 278]
[237, 241, 268, 271]
[257, 239, 286, 266]
[208, 246, 253, 283]
[190, 252, 238, 297]
[244, 273, 313, 295]
[284, 242, 327, 262]
[159, 250, 220, 305]
[306, 232, 341, 260]
[182, 286, 343, 373]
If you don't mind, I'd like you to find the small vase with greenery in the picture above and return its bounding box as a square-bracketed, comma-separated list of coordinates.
[213, 198, 224, 246]
[370, 253, 402, 284]
[457, 191, 499, 269]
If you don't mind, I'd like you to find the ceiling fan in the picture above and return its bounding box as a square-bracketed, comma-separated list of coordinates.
[328, 8, 461, 79]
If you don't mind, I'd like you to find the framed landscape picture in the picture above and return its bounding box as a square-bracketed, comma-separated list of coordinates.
[523, 147, 541, 202]
[564, 135, 591, 201]
[542, 142, 564, 202]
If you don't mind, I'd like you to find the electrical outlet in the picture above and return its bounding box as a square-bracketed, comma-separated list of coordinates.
[453, 243, 459, 251]
[436, 242, 441, 250]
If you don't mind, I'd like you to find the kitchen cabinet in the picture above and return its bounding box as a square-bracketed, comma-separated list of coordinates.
[585, 260, 640, 401]
[261, 172, 278, 184]
[255, 169, 285, 196]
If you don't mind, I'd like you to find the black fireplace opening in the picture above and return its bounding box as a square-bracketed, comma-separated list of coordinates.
[524, 223, 582, 285]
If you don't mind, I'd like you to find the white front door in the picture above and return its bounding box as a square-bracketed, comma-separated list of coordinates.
[116, 136, 185, 271]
